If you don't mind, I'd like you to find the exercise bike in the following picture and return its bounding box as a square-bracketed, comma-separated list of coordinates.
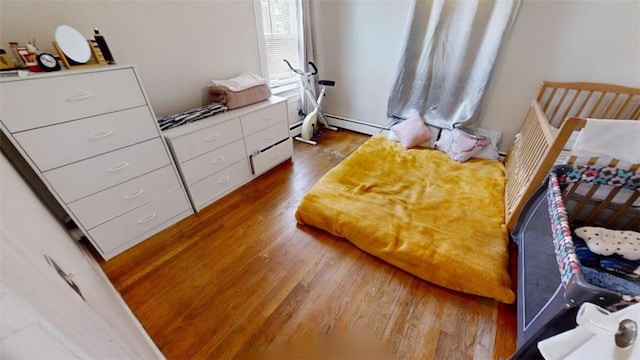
[284, 59, 337, 145]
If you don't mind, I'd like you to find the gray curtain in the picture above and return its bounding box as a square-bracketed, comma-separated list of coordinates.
[388, 0, 519, 129]
[299, 0, 318, 113]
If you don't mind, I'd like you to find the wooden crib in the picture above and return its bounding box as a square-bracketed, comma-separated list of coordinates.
[507, 83, 640, 356]
[504, 81, 640, 230]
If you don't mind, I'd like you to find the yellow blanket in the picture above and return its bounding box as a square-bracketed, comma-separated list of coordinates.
[295, 135, 515, 304]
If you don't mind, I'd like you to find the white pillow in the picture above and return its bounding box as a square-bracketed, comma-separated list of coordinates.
[473, 127, 502, 160]
[434, 127, 500, 161]
[575, 227, 640, 260]
[435, 128, 489, 162]
[389, 110, 434, 149]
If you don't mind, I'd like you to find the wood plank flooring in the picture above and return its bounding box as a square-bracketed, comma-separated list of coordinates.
[99, 129, 517, 359]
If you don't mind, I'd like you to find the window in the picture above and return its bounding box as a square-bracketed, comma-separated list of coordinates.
[259, 0, 302, 88]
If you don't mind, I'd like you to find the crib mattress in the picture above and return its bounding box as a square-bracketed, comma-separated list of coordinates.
[295, 135, 515, 303]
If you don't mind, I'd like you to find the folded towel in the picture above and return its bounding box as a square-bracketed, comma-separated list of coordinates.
[573, 119, 640, 164]
[209, 71, 267, 92]
[209, 84, 271, 110]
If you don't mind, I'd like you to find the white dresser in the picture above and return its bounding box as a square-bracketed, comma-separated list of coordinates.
[0, 66, 193, 260]
[162, 96, 293, 212]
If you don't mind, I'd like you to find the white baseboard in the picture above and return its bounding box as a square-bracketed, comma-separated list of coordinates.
[325, 114, 385, 135]
[289, 114, 388, 139]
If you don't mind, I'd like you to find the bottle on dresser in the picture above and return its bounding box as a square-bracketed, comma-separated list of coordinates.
[93, 28, 116, 64]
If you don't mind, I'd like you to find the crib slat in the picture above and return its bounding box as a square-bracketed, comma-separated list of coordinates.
[613, 94, 634, 118]
[607, 192, 640, 228]
[564, 183, 579, 208]
[630, 102, 640, 119]
[585, 187, 621, 225]
[543, 88, 558, 113]
[549, 88, 569, 125]
[536, 83, 550, 103]
[569, 184, 601, 223]
[601, 93, 620, 118]
[559, 90, 581, 126]
[575, 91, 594, 118]
[587, 92, 607, 118]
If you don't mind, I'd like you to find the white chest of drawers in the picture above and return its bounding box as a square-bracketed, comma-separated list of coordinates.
[0, 66, 193, 260]
[162, 96, 293, 212]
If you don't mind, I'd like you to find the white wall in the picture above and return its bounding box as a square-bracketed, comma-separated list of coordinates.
[313, 0, 640, 146]
[1, 0, 638, 142]
[482, 0, 640, 150]
[314, 0, 411, 130]
[0, 0, 263, 117]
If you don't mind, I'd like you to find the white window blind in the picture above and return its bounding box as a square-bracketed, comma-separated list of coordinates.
[260, 0, 301, 87]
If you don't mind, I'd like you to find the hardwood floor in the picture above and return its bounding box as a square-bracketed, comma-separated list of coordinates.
[99, 129, 517, 359]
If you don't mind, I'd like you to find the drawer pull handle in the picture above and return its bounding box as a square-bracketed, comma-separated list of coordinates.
[107, 162, 130, 173]
[271, 152, 280, 159]
[264, 134, 275, 140]
[89, 130, 115, 140]
[217, 176, 230, 184]
[123, 189, 145, 200]
[262, 116, 272, 122]
[66, 93, 95, 101]
[205, 134, 220, 142]
[137, 213, 156, 224]
[211, 156, 225, 164]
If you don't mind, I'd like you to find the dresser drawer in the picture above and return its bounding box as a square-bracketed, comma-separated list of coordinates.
[14, 106, 158, 171]
[89, 188, 190, 256]
[1, 68, 147, 132]
[44, 138, 170, 203]
[68, 165, 181, 229]
[251, 138, 293, 176]
[244, 122, 289, 155]
[169, 118, 242, 162]
[189, 160, 251, 211]
[180, 139, 247, 185]
[240, 101, 287, 136]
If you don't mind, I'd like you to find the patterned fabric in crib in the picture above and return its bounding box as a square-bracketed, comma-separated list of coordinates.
[548, 172, 580, 287]
[548, 164, 640, 304]
[558, 165, 640, 191]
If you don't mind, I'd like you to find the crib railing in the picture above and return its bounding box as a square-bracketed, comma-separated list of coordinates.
[504, 81, 640, 231]
[537, 82, 640, 127]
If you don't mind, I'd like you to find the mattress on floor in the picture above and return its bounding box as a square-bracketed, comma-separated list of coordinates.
[295, 135, 515, 303]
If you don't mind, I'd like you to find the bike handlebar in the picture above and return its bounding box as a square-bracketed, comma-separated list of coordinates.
[283, 59, 318, 76]
[283, 59, 299, 74]
[307, 61, 318, 75]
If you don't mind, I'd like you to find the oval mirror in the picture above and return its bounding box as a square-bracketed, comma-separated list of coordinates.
[55, 25, 91, 63]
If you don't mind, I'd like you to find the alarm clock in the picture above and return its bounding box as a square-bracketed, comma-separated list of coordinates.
[36, 52, 61, 72]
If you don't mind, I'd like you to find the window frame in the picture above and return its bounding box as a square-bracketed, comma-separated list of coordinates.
[253, 0, 303, 91]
